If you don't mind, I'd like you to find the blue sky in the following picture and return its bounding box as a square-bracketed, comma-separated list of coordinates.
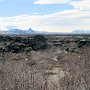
[0, 0, 73, 17]
[0, 0, 90, 32]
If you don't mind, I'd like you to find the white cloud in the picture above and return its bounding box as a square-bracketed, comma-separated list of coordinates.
[33, 0, 71, 4]
[0, 0, 89, 32]
[34, 0, 90, 11]
[0, 10, 90, 32]
[70, 0, 90, 10]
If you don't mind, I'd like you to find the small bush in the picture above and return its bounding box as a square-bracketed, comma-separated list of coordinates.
[31, 35, 48, 50]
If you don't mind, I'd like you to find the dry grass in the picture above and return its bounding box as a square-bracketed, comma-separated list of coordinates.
[0, 45, 90, 90]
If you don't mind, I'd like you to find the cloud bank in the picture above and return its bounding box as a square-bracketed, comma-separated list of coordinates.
[0, 0, 90, 32]
[34, 0, 71, 4]
[34, 0, 90, 11]
[0, 10, 90, 32]
[70, 0, 90, 10]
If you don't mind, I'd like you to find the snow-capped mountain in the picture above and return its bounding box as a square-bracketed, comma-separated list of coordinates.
[0, 27, 50, 35]
[0, 27, 90, 35]
[72, 30, 90, 34]
[0, 28, 35, 35]
[7, 29, 25, 34]
[25, 28, 35, 34]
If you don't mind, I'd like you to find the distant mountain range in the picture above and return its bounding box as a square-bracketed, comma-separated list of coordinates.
[6, 28, 35, 34]
[72, 30, 90, 34]
[0, 28, 48, 35]
[0, 28, 90, 35]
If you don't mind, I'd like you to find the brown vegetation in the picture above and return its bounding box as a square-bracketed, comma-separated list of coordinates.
[0, 35, 90, 90]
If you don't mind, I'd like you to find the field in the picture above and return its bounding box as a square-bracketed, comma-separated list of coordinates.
[0, 34, 90, 90]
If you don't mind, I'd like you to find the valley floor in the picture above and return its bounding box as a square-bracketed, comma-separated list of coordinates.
[0, 35, 90, 90]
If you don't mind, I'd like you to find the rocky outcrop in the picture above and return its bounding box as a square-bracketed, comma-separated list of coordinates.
[0, 35, 48, 53]
[0, 35, 90, 53]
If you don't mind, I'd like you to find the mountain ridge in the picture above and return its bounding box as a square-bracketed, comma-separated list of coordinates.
[0, 28, 90, 35]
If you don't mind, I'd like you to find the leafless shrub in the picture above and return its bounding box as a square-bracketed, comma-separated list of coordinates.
[0, 36, 90, 90]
